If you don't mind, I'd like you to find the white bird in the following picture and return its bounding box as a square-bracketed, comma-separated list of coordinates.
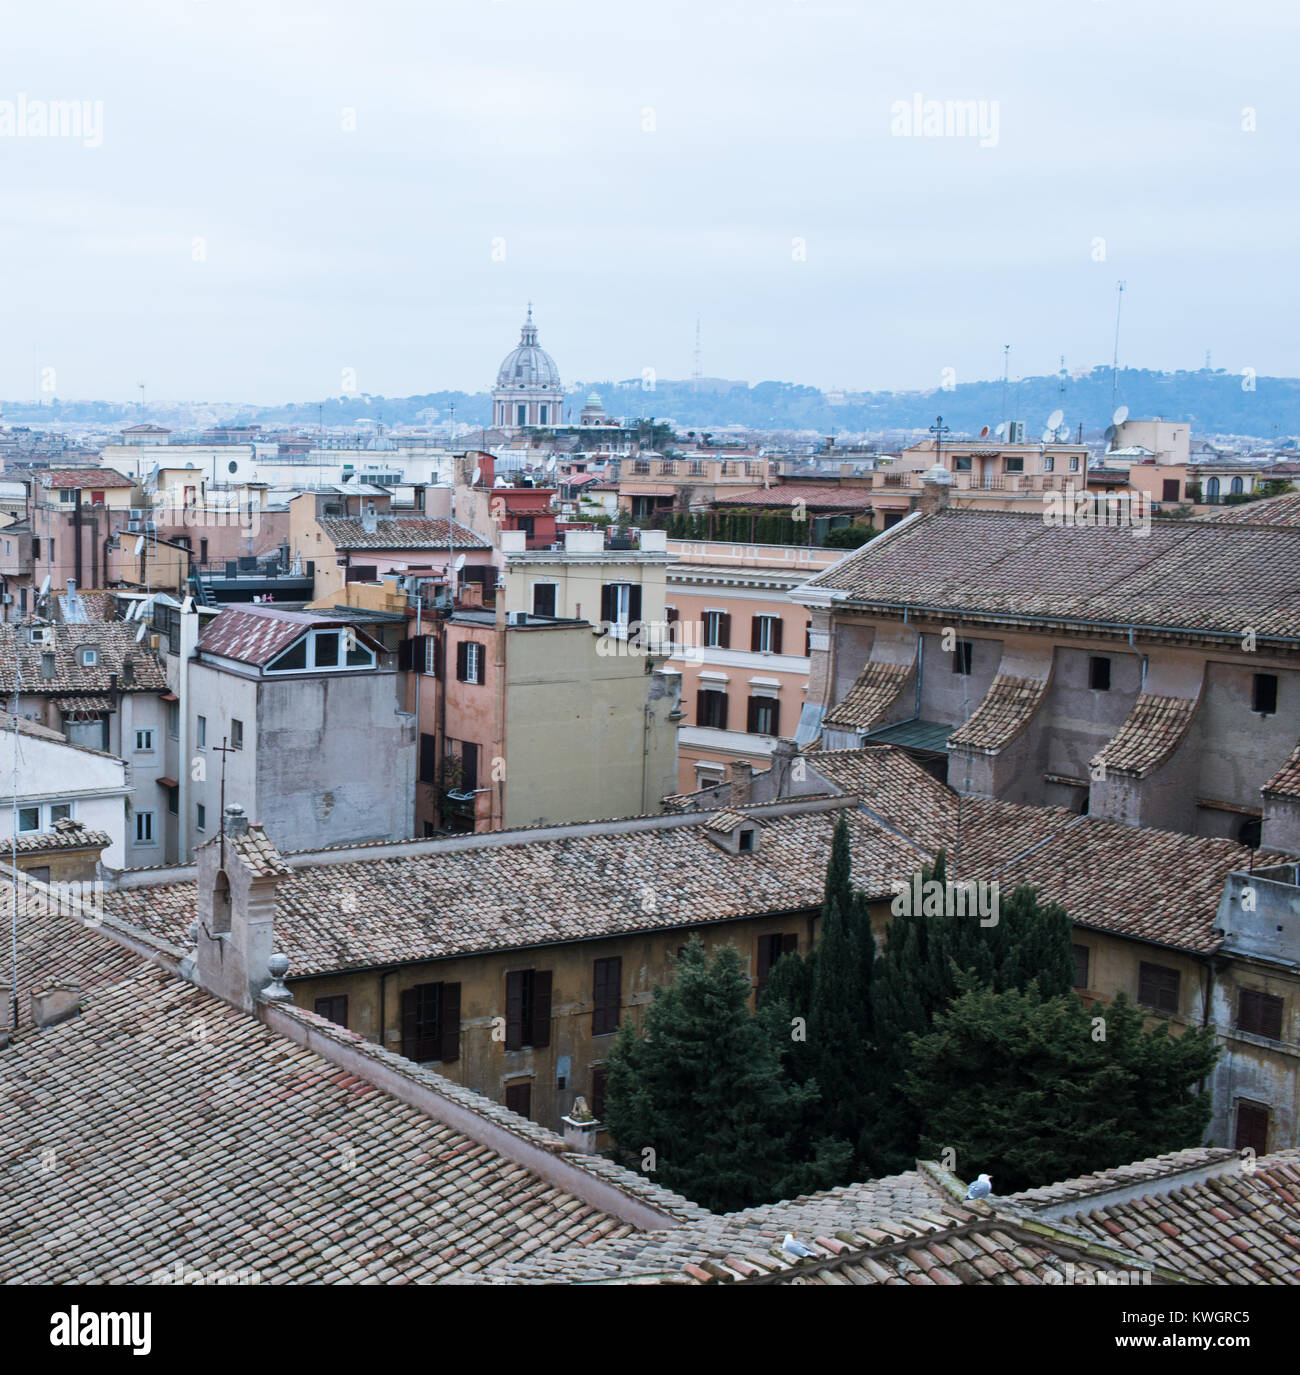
[965, 1173, 993, 1201]
[782, 1233, 814, 1259]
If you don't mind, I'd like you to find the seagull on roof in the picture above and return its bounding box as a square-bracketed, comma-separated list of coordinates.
[782, 1233, 815, 1259]
[965, 1173, 993, 1200]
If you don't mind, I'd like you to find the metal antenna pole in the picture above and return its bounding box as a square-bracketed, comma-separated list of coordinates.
[1110, 281, 1126, 413]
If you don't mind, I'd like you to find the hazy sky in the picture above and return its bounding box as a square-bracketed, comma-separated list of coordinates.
[2, 0, 1295, 404]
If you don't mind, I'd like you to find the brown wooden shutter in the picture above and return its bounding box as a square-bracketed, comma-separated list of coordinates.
[697, 692, 710, 728]
[769, 699, 780, 736]
[717, 692, 728, 731]
[781, 933, 798, 956]
[456, 639, 469, 681]
[750, 617, 761, 652]
[593, 957, 622, 1035]
[756, 935, 772, 987]
[1235, 1101, 1269, 1155]
[627, 584, 642, 626]
[531, 970, 552, 1049]
[600, 583, 615, 626]
[419, 733, 437, 784]
[461, 742, 479, 792]
[747, 697, 760, 732]
[440, 982, 461, 1062]
[505, 1082, 532, 1119]
[505, 971, 525, 1050]
[400, 987, 419, 1060]
[771, 618, 783, 654]
[398, 637, 414, 671]
[717, 612, 731, 648]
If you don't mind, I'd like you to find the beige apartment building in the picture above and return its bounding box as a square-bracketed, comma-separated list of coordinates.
[618, 453, 774, 524]
[665, 538, 842, 793]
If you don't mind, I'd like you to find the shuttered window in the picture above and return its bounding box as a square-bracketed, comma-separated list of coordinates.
[592, 956, 622, 1035]
[456, 640, 484, 683]
[1235, 1101, 1269, 1156]
[599, 583, 641, 630]
[505, 1082, 532, 1120]
[314, 995, 349, 1028]
[1071, 943, 1090, 990]
[505, 969, 552, 1050]
[747, 696, 780, 736]
[532, 583, 557, 617]
[750, 616, 783, 654]
[400, 981, 461, 1062]
[703, 611, 731, 648]
[419, 732, 437, 784]
[755, 933, 798, 994]
[1237, 989, 1284, 1040]
[697, 689, 728, 730]
[1138, 961, 1180, 1014]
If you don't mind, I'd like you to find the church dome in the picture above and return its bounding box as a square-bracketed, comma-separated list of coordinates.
[496, 306, 562, 390]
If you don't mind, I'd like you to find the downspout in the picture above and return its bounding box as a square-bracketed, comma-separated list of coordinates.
[73, 488, 83, 588]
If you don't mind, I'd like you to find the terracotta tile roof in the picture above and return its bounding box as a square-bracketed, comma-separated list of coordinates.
[1044, 1150, 1300, 1284]
[1092, 693, 1198, 777]
[319, 516, 490, 551]
[196, 822, 294, 878]
[35, 467, 136, 489]
[948, 673, 1050, 753]
[0, 623, 167, 695]
[802, 508, 1300, 641]
[823, 660, 912, 730]
[1263, 740, 1300, 799]
[12, 819, 112, 854]
[1204, 492, 1300, 526]
[53, 696, 111, 715]
[101, 808, 929, 977]
[1009, 1148, 1238, 1210]
[715, 484, 875, 511]
[196, 604, 383, 668]
[703, 809, 750, 833]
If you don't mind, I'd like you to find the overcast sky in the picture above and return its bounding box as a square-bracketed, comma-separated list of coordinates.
[1, 0, 1295, 404]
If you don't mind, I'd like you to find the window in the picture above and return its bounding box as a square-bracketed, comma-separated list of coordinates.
[696, 688, 728, 730]
[419, 732, 437, 784]
[197, 715, 207, 749]
[1138, 961, 1180, 1014]
[1230, 476, 1243, 495]
[17, 806, 39, 833]
[1089, 656, 1111, 691]
[666, 605, 680, 644]
[591, 1065, 607, 1120]
[196, 803, 206, 832]
[231, 719, 243, 750]
[48, 539, 55, 562]
[1207, 476, 1220, 499]
[77, 646, 98, 668]
[314, 995, 349, 1028]
[135, 811, 155, 845]
[59, 488, 76, 504]
[516, 404, 526, 427]
[456, 640, 485, 684]
[751, 615, 783, 654]
[268, 640, 307, 671]
[1234, 1101, 1269, 1156]
[313, 631, 340, 668]
[951, 639, 973, 675]
[532, 583, 557, 617]
[953, 456, 972, 472]
[747, 695, 780, 736]
[756, 933, 798, 994]
[1004, 457, 1024, 474]
[505, 1082, 532, 1119]
[167, 786, 178, 816]
[400, 981, 461, 1062]
[702, 610, 731, 649]
[1044, 456, 1055, 473]
[600, 582, 641, 633]
[31, 537, 39, 560]
[1162, 479, 1180, 502]
[135, 728, 154, 752]
[505, 969, 553, 1050]
[592, 956, 622, 1035]
[1072, 943, 1090, 990]
[738, 828, 757, 853]
[1237, 989, 1284, 1041]
[1069, 457, 1080, 472]
[1252, 674, 1278, 716]
[168, 701, 179, 739]
[539, 404, 548, 425]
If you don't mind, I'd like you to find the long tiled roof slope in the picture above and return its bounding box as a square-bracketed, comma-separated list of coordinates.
[1204, 491, 1300, 527]
[948, 673, 1050, 753]
[1091, 693, 1198, 776]
[320, 516, 490, 551]
[0, 622, 167, 694]
[823, 660, 911, 730]
[801, 508, 1300, 640]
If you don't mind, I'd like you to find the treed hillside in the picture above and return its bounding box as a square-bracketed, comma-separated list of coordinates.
[7, 367, 1299, 440]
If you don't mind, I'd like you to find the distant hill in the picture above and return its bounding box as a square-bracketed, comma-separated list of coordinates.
[5, 367, 1298, 441]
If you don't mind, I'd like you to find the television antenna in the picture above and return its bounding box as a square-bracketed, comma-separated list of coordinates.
[1109, 282, 1126, 413]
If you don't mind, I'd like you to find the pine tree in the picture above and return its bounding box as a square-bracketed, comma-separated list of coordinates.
[906, 983, 1220, 1193]
[603, 937, 845, 1212]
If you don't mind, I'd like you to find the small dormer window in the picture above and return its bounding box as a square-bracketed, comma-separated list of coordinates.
[738, 828, 757, 853]
[77, 646, 98, 668]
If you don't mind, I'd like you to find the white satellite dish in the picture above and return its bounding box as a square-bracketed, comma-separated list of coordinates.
[1104, 425, 1117, 443]
[1056, 424, 1071, 443]
[454, 553, 466, 572]
[493, 475, 507, 487]
[39, 575, 51, 597]
[135, 621, 148, 643]
[994, 423, 1008, 439]
[546, 456, 557, 471]
[471, 466, 481, 486]
[1041, 428, 1055, 444]
[1112, 405, 1129, 426]
[1047, 408, 1064, 430]
[134, 537, 145, 557]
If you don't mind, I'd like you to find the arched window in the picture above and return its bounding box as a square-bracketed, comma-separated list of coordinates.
[1231, 476, 1243, 494]
[212, 870, 232, 934]
[1206, 476, 1220, 499]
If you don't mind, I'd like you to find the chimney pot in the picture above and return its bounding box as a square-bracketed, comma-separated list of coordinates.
[224, 803, 249, 837]
[730, 760, 754, 806]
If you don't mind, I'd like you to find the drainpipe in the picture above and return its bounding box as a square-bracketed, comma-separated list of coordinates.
[73, 489, 83, 588]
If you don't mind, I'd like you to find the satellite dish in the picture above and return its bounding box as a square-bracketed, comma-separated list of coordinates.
[454, 553, 466, 572]
[1056, 425, 1071, 443]
[39, 575, 51, 597]
[547, 456, 557, 471]
[994, 423, 1008, 439]
[135, 621, 148, 643]
[979, 425, 989, 439]
[493, 475, 507, 487]
[1041, 428, 1055, 444]
[134, 537, 145, 557]
[1112, 405, 1129, 426]
[1047, 408, 1064, 430]
[1104, 425, 1117, 443]
[471, 466, 481, 486]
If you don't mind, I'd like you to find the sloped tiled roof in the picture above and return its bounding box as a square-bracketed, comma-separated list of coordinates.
[1041, 1150, 1300, 1284]
[197, 604, 383, 668]
[1091, 693, 1199, 777]
[802, 508, 1300, 640]
[1009, 1148, 1237, 1211]
[319, 516, 490, 551]
[948, 673, 1050, 753]
[0, 622, 167, 695]
[35, 467, 136, 489]
[1263, 740, 1300, 799]
[1204, 491, 1300, 527]
[823, 660, 912, 730]
[12, 819, 113, 854]
[715, 484, 875, 511]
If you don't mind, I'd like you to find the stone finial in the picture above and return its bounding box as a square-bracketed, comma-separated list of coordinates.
[224, 803, 249, 837]
[260, 953, 294, 1003]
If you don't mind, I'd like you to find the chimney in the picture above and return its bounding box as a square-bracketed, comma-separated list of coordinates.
[561, 1098, 602, 1154]
[39, 652, 55, 680]
[730, 760, 753, 806]
[224, 802, 249, 836]
[770, 737, 798, 797]
[66, 579, 77, 604]
[30, 982, 81, 1028]
[918, 463, 953, 515]
[122, 656, 135, 686]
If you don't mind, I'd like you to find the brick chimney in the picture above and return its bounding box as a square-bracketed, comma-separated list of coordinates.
[918, 464, 953, 516]
[730, 760, 753, 806]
